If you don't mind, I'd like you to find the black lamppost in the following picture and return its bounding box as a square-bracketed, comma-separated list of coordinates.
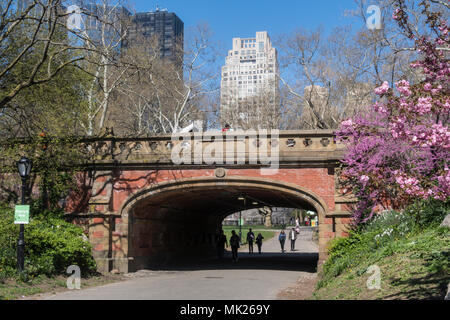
[17, 156, 32, 272]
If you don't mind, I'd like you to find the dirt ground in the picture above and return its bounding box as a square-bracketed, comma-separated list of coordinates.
[276, 272, 318, 300]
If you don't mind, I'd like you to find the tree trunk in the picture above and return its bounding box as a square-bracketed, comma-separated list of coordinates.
[264, 209, 272, 228]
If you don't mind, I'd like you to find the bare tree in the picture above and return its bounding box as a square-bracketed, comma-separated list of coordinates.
[0, 0, 87, 109]
[275, 0, 450, 130]
[0, 0, 140, 139]
[110, 23, 220, 135]
[165, 23, 220, 133]
[76, 0, 133, 136]
[276, 26, 378, 130]
[109, 34, 167, 135]
[221, 80, 281, 130]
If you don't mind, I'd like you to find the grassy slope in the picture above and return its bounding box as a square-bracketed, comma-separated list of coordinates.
[312, 226, 450, 300]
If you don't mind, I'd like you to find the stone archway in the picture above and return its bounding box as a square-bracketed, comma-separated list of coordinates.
[117, 176, 330, 272]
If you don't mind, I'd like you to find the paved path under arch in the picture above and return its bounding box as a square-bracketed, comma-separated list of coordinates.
[42, 228, 318, 300]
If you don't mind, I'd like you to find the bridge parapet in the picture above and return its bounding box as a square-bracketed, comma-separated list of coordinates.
[80, 130, 345, 168]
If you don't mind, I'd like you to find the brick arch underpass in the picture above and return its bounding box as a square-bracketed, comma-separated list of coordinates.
[121, 177, 327, 272]
[65, 130, 356, 273]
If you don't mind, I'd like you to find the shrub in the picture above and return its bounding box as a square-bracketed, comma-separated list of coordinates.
[0, 204, 20, 280]
[405, 198, 449, 228]
[0, 204, 96, 280]
[327, 232, 363, 259]
[335, 6, 449, 223]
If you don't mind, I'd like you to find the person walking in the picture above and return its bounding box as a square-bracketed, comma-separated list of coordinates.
[246, 228, 255, 254]
[230, 230, 240, 262]
[255, 233, 264, 254]
[222, 123, 231, 132]
[278, 230, 286, 253]
[289, 227, 297, 251]
[215, 229, 228, 260]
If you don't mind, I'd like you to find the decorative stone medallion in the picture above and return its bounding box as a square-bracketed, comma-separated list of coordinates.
[214, 168, 227, 178]
[320, 138, 330, 147]
[149, 141, 158, 151]
[286, 139, 296, 147]
[303, 138, 313, 147]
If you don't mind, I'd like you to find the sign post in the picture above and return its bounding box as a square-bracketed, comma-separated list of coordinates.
[14, 205, 30, 224]
[16, 156, 32, 273]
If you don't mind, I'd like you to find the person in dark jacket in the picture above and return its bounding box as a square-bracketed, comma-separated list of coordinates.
[278, 230, 286, 253]
[246, 228, 255, 254]
[255, 233, 264, 254]
[215, 229, 228, 260]
[230, 230, 240, 262]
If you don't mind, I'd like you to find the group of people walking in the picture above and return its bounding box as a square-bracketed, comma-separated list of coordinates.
[216, 228, 264, 262]
[278, 227, 298, 253]
[215, 227, 299, 262]
[245, 228, 264, 255]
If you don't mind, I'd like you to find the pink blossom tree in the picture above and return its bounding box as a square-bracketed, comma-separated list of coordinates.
[337, 0, 449, 223]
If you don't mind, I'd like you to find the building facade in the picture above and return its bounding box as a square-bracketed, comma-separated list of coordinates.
[123, 8, 184, 64]
[220, 31, 279, 129]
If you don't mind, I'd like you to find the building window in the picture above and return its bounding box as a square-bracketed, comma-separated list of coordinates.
[259, 42, 264, 51]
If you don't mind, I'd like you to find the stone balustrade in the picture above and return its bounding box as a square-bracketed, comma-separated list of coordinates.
[79, 130, 345, 169]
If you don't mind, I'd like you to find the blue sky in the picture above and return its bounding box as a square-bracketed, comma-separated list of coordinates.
[129, 0, 368, 50]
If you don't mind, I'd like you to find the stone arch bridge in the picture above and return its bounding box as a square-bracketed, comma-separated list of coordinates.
[66, 130, 355, 273]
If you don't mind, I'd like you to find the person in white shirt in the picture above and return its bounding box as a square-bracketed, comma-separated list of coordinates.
[288, 227, 297, 251]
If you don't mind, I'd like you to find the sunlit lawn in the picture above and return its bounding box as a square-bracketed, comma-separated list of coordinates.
[221, 225, 276, 246]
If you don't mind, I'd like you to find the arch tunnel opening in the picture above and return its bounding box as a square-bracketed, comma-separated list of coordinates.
[125, 180, 322, 272]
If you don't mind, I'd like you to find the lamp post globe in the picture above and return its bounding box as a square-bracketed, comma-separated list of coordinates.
[17, 157, 32, 179]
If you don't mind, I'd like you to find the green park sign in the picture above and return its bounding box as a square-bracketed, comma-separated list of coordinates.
[14, 205, 30, 224]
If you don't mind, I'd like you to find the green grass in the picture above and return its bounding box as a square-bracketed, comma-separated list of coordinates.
[313, 228, 449, 299]
[222, 224, 292, 230]
[312, 202, 450, 300]
[221, 225, 276, 246]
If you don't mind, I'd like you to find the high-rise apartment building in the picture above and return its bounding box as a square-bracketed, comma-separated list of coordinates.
[220, 31, 279, 129]
[123, 7, 184, 64]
